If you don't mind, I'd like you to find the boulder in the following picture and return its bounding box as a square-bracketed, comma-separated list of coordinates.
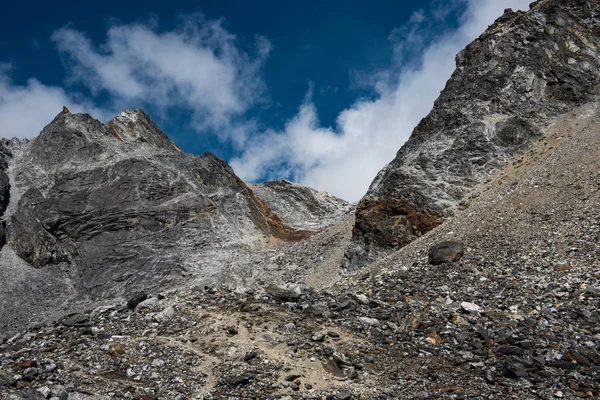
[127, 292, 148, 310]
[154, 306, 176, 323]
[0, 369, 16, 387]
[265, 284, 300, 302]
[428, 241, 464, 265]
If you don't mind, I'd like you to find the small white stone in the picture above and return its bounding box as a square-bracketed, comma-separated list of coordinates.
[37, 386, 52, 397]
[358, 317, 380, 326]
[152, 359, 165, 367]
[135, 297, 160, 312]
[354, 294, 369, 305]
[284, 323, 296, 332]
[460, 301, 481, 313]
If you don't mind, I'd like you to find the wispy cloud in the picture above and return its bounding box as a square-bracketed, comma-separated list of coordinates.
[0, 15, 269, 141]
[0, 64, 109, 139]
[0, 1, 531, 201]
[230, 0, 532, 201]
[52, 14, 270, 135]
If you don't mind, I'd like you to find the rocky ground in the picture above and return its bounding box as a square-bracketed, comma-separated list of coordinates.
[3, 1, 600, 398]
[2, 96, 600, 399]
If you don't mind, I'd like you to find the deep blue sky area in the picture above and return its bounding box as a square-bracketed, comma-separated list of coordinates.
[0, 0, 439, 156]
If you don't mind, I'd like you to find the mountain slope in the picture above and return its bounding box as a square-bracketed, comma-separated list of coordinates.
[1, 97, 598, 399]
[2, 1, 600, 398]
[344, 0, 600, 270]
[0, 108, 349, 332]
[250, 180, 354, 231]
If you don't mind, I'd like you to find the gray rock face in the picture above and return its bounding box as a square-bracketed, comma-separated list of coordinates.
[344, 0, 600, 270]
[0, 142, 11, 247]
[0, 369, 16, 387]
[0, 107, 343, 333]
[250, 180, 354, 230]
[6, 108, 274, 283]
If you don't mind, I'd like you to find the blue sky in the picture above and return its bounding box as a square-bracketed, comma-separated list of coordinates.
[0, 0, 531, 200]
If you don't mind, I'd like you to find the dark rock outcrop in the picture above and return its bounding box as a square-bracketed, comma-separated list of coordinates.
[344, 199, 440, 268]
[0, 143, 11, 247]
[344, 0, 600, 270]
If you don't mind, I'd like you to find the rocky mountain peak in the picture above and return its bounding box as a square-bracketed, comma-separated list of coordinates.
[2, 1, 600, 398]
[107, 108, 182, 152]
[29, 107, 181, 165]
[0, 107, 354, 333]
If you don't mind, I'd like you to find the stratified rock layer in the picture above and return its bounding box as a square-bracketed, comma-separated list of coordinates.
[344, 0, 600, 270]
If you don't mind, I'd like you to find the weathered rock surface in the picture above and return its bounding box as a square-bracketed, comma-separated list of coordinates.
[2, 1, 600, 398]
[0, 142, 11, 247]
[250, 180, 354, 230]
[1, 65, 599, 400]
[345, 0, 600, 270]
[264, 283, 301, 302]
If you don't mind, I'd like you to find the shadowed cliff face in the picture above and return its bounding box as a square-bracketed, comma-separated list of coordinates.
[0, 144, 11, 248]
[344, 0, 600, 270]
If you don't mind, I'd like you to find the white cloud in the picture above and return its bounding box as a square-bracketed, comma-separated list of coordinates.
[231, 0, 531, 201]
[0, 64, 109, 139]
[51, 14, 270, 135]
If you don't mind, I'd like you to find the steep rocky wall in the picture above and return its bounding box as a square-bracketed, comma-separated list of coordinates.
[0, 143, 10, 247]
[0, 107, 358, 332]
[344, 0, 600, 270]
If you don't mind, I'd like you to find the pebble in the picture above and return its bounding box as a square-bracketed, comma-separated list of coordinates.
[460, 302, 481, 313]
[358, 317, 380, 326]
[502, 360, 528, 379]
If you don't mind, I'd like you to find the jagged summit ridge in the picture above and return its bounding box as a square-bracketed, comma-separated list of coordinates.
[35, 107, 182, 154]
[344, 0, 600, 270]
[108, 108, 182, 151]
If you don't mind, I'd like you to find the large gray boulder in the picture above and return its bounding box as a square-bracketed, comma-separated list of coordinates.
[428, 241, 465, 265]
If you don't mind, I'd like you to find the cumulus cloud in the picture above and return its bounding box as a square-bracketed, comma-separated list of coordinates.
[0, 64, 108, 139]
[230, 0, 531, 201]
[51, 15, 270, 135]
